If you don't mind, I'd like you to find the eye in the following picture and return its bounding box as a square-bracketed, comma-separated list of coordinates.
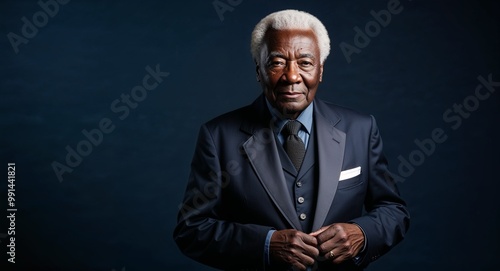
[299, 61, 313, 67]
[270, 60, 285, 67]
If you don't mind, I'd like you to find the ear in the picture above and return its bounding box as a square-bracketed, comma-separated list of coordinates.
[319, 63, 324, 83]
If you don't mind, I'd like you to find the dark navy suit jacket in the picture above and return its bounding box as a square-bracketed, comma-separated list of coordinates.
[174, 95, 410, 270]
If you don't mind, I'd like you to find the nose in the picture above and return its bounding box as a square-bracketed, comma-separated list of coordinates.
[281, 61, 302, 84]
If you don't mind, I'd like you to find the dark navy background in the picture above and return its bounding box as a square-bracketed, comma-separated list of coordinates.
[1, 0, 499, 270]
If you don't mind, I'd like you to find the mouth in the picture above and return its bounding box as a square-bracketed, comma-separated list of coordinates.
[277, 91, 304, 99]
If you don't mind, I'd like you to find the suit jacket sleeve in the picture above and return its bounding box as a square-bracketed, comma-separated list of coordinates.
[173, 123, 273, 270]
[349, 115, 410, 267]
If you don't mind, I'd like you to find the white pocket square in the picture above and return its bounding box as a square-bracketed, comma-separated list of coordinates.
[339, 166, 361, 181]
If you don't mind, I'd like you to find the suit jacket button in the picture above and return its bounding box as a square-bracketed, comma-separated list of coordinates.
[297, 197, 305, 204]
[296, 181, 302, 187]
[299, 213, 307, 220]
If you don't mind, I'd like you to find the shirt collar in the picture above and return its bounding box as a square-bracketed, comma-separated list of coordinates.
[265, 97, 314, 135]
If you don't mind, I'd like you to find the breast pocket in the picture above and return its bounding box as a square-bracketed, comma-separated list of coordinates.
[337, 166, 363, 190]
[337, 175, 363, 190]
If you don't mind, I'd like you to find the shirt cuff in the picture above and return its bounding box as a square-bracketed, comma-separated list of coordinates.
[264, 229, 276, 266]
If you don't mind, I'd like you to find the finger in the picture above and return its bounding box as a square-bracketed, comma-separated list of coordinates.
[317, 246, 339, 262]
[295, 232, 319, 258]
[301, 253, 317, 266]
[330, 249, 351, 265]
[300, 232, 318, 247]
[303, 242, 320, 258]
[329, 225, 349, 245]
[316, 225, 351, 255]
[316, 224, 339, 244]
[330, 249, 351, 264]
[309, 226, 328, 237]
[317, 235, 339, 255]
[288, 231, 319, 259]
[288, 252, 312, 271]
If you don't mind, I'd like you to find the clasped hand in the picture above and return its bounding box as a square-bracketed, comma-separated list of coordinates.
[270, 223, 365, 271]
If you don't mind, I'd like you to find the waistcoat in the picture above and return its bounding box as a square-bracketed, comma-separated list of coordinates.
[276, 127, 318, 232]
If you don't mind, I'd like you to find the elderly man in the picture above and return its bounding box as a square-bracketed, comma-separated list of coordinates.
[174, 9, 410, 271]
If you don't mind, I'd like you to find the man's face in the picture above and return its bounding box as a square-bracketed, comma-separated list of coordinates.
[257, 28, 323, 119]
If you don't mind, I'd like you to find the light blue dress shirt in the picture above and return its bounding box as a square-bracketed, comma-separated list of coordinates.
[265, 98, 314, 148]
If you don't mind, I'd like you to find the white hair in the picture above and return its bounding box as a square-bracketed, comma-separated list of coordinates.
[251, 9, 331, 64]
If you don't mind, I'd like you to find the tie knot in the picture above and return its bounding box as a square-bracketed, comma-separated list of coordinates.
[283, 120, 302, 136]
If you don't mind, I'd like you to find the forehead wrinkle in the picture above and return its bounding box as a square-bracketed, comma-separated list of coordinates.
[261, 30, 320, 64]
[268, 51, 286, 59]
[298, 53, 315, 59]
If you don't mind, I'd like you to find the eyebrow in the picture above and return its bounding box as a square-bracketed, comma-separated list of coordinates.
[267, 51, 316, 60]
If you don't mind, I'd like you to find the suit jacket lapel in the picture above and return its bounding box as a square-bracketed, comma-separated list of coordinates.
[241, 96, 303, 230]
[312, 101, 346, 231]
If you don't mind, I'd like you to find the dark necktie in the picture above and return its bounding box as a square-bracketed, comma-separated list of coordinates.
[282, 120, 306, 171]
